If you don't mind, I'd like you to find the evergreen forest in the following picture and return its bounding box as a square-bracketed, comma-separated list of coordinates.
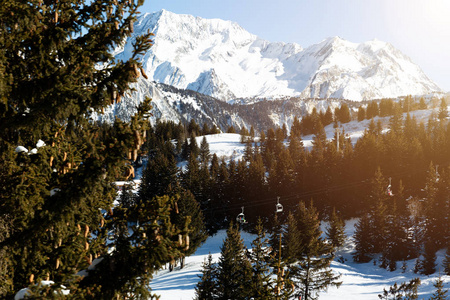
[1, 0, 450, 299]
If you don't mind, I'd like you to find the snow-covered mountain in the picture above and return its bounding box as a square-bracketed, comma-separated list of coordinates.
[96, 79, 344, 133]
[114, 9, 441, 102]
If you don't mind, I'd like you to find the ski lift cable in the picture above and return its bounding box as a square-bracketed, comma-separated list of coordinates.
[199, 164, 433, 214]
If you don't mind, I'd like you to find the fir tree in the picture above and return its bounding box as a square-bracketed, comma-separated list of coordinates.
[172, 189, 208, 269]
[139, 149, 179, 201]
[368, 167, 388, 254]
[290, 201, 342, 300]
[199, 136, 211, 167]
[0, 0, 176, 297]
[378, 278, 421, 300]
[283, 212, 302, 266]
[215, 222, 252, 300]
[419, 239, 436, 275]
[443, 247, 450, 275]
[353, 213, 373, 263]
[194, 254, 217, 300]
[190, 134, 200, 160]
[430, 276, 448, 300]
[357, 106, 366, 122]
[326, 207, 346, 249]
[248, 218, 275, 300]
[438, 98, 448, 121]
[269, 213, 283, 260]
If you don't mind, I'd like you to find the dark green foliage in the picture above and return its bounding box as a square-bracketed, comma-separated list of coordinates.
[366, 101, 380, 119]
[368, 168, 388, 254]
[188, 119, 201, 137]
[194, 254, 217, 300]
[379, 99, 394, 117]
[226, 126, 236, 133]
[248, 218, 275, 299]
[430, 276, 448, 300]
[199, 136, 211, 166]
[322, 107, 334, 126]
[326, 208, 346, 249]
[172, 189, 208, 265]
[438, 98, 448, 120]
[357, 106, 366, 121]
[289, 202, 342, 300]
[0, 0, 177, 297]
[353, 213, 373, 263]
[381, 199, 413, 269]
[215, 222, 252, 300]
[290, 116, 302, 139]
[419, 97, 427, 110]
[283, 213, 301, 265]
[139, 148, 179, 201]
[418, 239, 436, 275]
[335, 103, 351, 123]
[378, 278, 421, 300]
[444, 247, 450, 275]
[240, 127, 250, 143]
[190, 135, 200, 160]
[269, 214, 283, 260]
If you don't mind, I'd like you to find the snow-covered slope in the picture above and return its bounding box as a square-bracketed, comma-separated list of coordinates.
[151, 220, 448, 300]
[114, 10, 441, 102]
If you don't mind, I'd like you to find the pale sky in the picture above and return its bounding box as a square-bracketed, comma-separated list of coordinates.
[140, 0, 450, 91]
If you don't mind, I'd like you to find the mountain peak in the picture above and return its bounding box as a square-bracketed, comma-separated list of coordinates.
[118, 10, 441, 101]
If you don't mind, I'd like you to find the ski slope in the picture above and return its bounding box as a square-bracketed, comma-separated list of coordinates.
[151, 219, 448, 299]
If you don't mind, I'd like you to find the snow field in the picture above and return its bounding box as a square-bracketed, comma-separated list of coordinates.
[152, 219, 449, 299]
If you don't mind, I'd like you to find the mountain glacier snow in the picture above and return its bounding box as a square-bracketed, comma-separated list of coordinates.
[113, 9, 441, 102]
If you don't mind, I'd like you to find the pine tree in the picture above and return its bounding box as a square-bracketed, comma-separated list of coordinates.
[419, 97, 427, 110]
[419, 239, 436, 275]
[381, 200, 406, 270]
[353, 213, 373, 263]
[290, 116, 302, 139]
[199, 136, 211, 167]
[0, 0, 176, 297]
[269, 213, 283, 260]
[443, 247, 450, 275]
[336, 103, 351, 123]
[323, 106, 334, 126]
[194, 254, 217, 300]
[139, 148, 179, 201]
[283, 212, 302, 266]
[378, 278, 421, 300]
[190, 134, 200, 160]
[171, 189, 208, 269]
[215, 222, 252, 300]
[438, 98, 448, 121]
[368, 167, 388, 254]
[326, 207, 346, 249]
[290, 201, 342, 300]
[430, 276, 448, 300]
[248, 218, 275, 300]
[357, 106, 366, 122]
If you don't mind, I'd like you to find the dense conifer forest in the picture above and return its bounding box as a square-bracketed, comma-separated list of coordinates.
[2, 0, 450, 298]
[139, 96, 450, 298]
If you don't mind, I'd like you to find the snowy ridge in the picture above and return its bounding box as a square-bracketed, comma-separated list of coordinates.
[95, 79, 346, 133]
[114, 10, 441, 102]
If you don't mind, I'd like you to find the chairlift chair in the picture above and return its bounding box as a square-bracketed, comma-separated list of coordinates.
[236, 206, 247, 224]
[275, 197, 283, 213]
[387, 177, 394, 197]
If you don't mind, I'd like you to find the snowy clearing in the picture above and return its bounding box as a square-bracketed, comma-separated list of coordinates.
[151, 219, 449, 299]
